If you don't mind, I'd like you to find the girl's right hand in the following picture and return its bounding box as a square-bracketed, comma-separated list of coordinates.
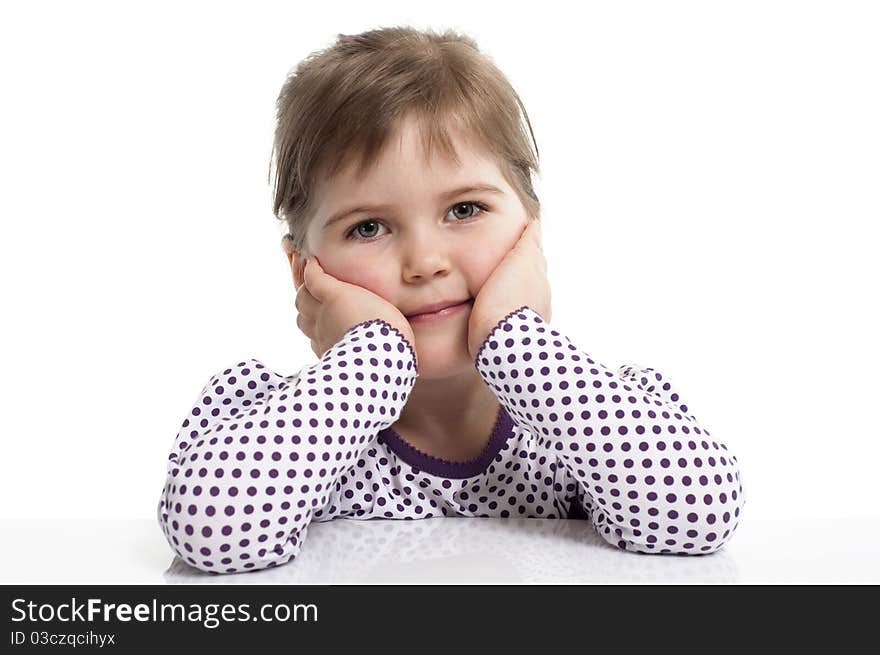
[295, 257, 417, 364]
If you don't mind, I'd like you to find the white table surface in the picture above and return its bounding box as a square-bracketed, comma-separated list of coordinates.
[1, 517, 877, 584]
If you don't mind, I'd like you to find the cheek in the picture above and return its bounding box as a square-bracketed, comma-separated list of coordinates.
[461, 241, 509, 291]
[324, 255, 394, 298]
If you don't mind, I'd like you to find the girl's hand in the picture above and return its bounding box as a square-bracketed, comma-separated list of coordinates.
[296, 257, 417, 364]
[467, 219, 552, 360]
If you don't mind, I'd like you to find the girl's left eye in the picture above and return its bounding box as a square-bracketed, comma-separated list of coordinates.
[344, 201, 489, 242]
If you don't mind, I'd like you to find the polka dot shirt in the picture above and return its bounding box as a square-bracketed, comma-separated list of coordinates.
[158, 306, 745, 574]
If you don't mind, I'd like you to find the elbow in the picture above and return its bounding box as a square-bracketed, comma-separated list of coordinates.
[173, 533, 301, 575]
[157, 476, 307, 575]
[679, 505, 743, 554]
[607, 513, 743, 556]
[664, 467, 746, 555]
[598, 470, 745, 556]
[662, 453, 746, 555]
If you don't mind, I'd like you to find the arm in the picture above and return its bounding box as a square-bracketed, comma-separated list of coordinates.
[474, 305, 745, 555]
[157, 318, 418, 574]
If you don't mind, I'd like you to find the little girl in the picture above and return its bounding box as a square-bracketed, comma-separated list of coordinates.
[157, 26, 745, 574]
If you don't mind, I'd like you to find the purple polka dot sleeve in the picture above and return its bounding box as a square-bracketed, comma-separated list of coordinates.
[474, 306, 745, 555]
[157, 318, 418, 573]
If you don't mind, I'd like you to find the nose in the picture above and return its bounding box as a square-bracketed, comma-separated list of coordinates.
[400, 225, 454, 282]
[402, 252, 450, 281]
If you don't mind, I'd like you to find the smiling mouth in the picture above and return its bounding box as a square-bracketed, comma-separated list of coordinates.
[406, 299, 472, 322]
[406, 299, 472, 318]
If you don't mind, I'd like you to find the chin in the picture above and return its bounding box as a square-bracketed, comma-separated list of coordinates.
[410, 338, 473, 380]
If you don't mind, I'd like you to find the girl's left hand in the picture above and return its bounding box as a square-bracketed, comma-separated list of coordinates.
[467, 218, 552, 359]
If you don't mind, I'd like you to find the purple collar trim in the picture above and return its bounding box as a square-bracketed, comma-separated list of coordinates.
[378, 404, 515, 479]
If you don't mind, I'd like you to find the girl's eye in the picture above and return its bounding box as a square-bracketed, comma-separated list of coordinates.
[344, 201, 489, 242]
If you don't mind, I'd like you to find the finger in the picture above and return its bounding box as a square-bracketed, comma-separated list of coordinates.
[512, 221, 530, 248]
[296, 259, 309, 292]
[517, 220, 538, 249]
[302, 257, 322, 301]
[295, 284, 318, 316]
[531, 220, 543, 250]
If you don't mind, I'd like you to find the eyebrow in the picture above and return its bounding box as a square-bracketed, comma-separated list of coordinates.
[321, 183, 506, 231]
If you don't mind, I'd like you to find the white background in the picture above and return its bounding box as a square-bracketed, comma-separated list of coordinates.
[1, 0, 877, 522]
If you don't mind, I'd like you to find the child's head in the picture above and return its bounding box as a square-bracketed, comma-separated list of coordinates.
[269, 26, 541, 376]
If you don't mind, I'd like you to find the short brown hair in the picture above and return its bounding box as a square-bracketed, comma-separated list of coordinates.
[269, 25, 541, 256]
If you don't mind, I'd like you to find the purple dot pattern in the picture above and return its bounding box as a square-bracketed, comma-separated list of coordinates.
[474, 307, 745, 556]
[157, 306, 745, 574]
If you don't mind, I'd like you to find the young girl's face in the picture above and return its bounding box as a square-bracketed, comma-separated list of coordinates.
[294, 115, 532, 378]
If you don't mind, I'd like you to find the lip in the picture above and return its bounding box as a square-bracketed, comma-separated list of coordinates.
[405, 299, 471, 318]
[406, 299, 472, 324]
